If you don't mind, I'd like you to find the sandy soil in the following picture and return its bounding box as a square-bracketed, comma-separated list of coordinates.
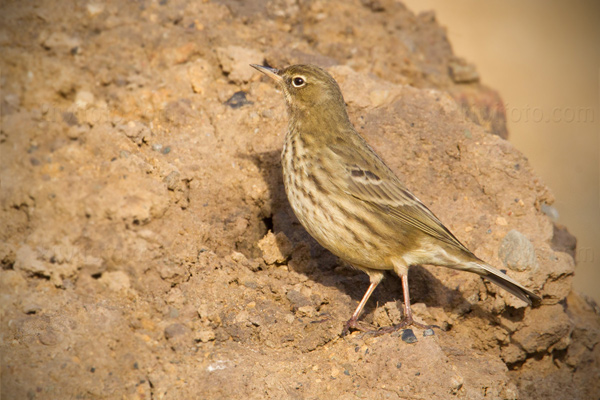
[1, 1, 598, 399]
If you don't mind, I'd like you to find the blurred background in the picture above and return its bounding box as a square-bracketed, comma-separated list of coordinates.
[403, 0, 600, 303]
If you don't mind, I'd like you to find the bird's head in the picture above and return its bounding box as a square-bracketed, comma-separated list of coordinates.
[251, 64, 346, 113]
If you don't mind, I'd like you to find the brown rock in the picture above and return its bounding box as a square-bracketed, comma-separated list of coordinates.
[195, 330, 216, 343]
[501, 342, 527, 364]
[448, 58, 480, 83]
[550, 223, 577, 259]
[216, 46, 265, 84]
[41, 31, 80, 51]
[512, 305, 573, 354]
[164, 323, 190, 340]
[498, 230, 537, 272]
[535, 247, 575, 304]
[98, 271, 131, 292]
[1, 1, 598, 399]
[188, 58, 214, 94]
[257, 231, 293, 265]
[14, 245, 49, 277]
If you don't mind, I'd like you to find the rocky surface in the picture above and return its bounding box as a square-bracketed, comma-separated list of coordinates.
[1, 0, 598, 399]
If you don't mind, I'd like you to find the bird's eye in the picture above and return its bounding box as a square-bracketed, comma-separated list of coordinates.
[292, 77, 306, 87]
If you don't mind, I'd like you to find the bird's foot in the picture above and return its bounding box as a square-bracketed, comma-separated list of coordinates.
[341, 318, 373, 336]
[367, 317, 440, 337]
[343, 315, 440, 337]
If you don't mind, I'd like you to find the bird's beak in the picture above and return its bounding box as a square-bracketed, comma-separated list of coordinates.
[250, 64, 283, 83]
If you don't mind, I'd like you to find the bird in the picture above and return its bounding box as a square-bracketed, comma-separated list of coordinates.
[250, 63, 540, 335]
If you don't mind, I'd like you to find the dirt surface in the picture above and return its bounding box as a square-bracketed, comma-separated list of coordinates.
[1, 1, 599, 399]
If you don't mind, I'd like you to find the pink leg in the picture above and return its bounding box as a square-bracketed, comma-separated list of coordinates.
[400, 274, 420, 327]
[342, 279, 380, 336]
[342, 273, 436, 336]
[371, 274, 436, 335]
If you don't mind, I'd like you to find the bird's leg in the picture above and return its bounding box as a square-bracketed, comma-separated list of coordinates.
[342, 279, 380, 336]
[399, 273, 429, 329]
[373, 274, 437, 335]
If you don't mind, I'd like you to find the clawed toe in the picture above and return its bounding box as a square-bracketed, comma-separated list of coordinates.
[342, 319, 374, 336]
[342, 316, 439, 337]
[366, 319, 440, 337]
[386, 318, 440, 333]
[407, 319, 439, 331]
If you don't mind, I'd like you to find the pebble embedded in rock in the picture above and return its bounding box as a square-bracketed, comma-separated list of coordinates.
[41, 32, 81, 52]
[22, 302, 43, 314]
[39, 328, 62, 346]
[448, 59, 480, 83]
[14, 245, 49, 277]
[498, 230, 537, 272]
[224, 91, 252, 109]
[541, 203, 559, 221]
[74, 90, 94, 109]
[67, 125, 87, 140]
[119, 121, 150, 143]
[195, 330, 216, 343]
[401, 329, 418, 344]
[297, 305, 316, 317]
[86, 2, 104, 17]
[164, 323, 188, 340]
[257, 231, 293, 265]
[98, 271, 131, 292]
[163, 171, 180, 190]
[188, 58, 213, 94]
[423, 328, 435, 337]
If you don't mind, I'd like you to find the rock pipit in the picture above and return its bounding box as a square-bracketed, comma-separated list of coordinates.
[251, 64, 540, 335]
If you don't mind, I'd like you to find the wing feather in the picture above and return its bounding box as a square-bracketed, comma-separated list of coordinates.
[327, 142, 471, 253]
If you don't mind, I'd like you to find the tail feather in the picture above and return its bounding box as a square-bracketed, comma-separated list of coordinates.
[467, 261, 541, 305]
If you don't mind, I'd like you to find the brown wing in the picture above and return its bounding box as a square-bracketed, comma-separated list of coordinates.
[326, 140, 472, 254]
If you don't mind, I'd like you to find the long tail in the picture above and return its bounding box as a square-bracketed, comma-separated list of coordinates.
[464, 261, 541, 305]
